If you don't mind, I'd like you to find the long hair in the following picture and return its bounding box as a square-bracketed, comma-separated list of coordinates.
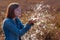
[6, 3, 19, 19]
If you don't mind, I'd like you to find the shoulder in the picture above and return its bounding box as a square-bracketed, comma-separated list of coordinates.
[3, 18, 12, 24]
[2, 18, 12, 27]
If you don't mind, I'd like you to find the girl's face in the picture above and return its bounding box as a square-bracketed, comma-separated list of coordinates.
[14, 7, 21, 17]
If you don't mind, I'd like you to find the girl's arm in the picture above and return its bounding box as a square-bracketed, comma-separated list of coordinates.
[5, 20, 32, 37]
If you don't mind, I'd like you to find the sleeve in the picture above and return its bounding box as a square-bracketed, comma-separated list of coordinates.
[5, 20, 32, 37]
[16, 18, 24, 29]
[16, 17, 34, 29]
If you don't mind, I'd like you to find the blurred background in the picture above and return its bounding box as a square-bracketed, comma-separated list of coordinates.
[0, 0, 60, 40]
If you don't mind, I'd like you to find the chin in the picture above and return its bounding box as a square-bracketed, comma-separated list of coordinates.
[19, 15, 22, 18]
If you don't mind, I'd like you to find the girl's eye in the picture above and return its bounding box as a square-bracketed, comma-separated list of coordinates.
[17, 9, 21, 12]
[16, 9, 19, 11]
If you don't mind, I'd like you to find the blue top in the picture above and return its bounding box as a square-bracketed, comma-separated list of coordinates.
[2, 17, 32, 40]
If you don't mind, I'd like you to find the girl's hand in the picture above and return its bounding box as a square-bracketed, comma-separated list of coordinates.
[28, 19, 37, 25]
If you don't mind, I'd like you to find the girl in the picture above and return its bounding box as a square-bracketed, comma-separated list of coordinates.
[2, 3, 36, 40]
